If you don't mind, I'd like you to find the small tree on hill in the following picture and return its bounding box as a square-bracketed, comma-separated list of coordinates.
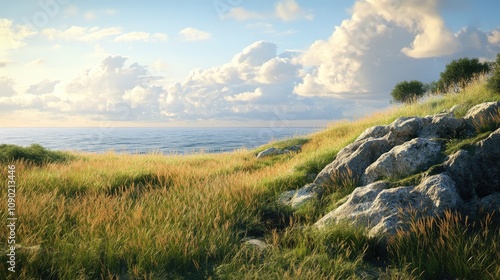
[439, 57, 490, 93]
[391, 80, 426, 104]
[487, 53, 500, 93]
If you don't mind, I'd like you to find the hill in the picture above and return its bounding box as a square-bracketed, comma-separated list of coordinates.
[1, 79, 499, 279]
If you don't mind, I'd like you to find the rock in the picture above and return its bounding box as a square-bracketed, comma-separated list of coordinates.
[257, 144, 303, 159]
[413, 174, 462, 210]
[278, 183, 323, 208]
[256, 147, 284, 158]
[477, 192, 500, 213]
[444, 150, 478, 199]
[314, 138, 391, 186]
[386, 117, 423, 146]
[316, 174, 462, 237]
[419, 115, 469, 138]
[315, 181, 389, 229]
[464, 101, 500, 127]
[474, 128, 500, 196]
[363, 138, 443, 185]
[243, 238, 269, 250]
[283, 145, 302, 153]
[355, 125, 390, 142]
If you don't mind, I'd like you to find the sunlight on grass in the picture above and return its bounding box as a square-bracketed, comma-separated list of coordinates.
[0, 80, 499, 278]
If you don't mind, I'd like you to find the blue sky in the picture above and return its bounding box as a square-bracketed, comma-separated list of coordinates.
[1, 0, 500, 127]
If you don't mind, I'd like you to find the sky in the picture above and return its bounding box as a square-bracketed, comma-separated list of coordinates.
[1, 0, 500, 127]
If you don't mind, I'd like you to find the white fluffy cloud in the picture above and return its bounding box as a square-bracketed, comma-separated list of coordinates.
[158, 41, 341, 121]
[0, 56, 165, 121]
[225, 0, 313, 22]
[42, 25, 121, 42]
[0, 76, 17, 97]
[0, 19, 35, 51]
[179, 27, 211, 41]
[275, 0, 313, 22]
[224, 7, 265, 21]
[294, 0, 500, 98]
[114, 32, 168, 42]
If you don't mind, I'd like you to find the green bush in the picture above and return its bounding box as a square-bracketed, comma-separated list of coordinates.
[391, 80, 426, 104]
[488, 53, 500, 93]
[439, 57, 490, 92]
[0, 144, 73, 165]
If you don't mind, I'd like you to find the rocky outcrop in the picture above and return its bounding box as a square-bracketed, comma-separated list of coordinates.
[363, 138, 443, 185]
[316, 175, 462, 237]
[256, 145, 302, 159]
[279, 102, 500, 237]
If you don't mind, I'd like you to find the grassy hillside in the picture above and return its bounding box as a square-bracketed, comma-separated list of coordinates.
[1, 79, 499, 279]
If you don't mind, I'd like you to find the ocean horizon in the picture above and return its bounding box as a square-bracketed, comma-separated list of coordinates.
[0, 127, 320, 155]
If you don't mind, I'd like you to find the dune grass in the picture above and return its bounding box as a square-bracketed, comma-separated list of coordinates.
[1, 79, 499, 279]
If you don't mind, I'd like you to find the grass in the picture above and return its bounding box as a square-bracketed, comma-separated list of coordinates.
[1, 79, 499, 279]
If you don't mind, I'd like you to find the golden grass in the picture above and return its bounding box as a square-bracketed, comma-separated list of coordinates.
[0, 79, 499, 279]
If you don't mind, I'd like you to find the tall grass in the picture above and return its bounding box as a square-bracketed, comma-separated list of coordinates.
[0, 80, 499, 279]
[388, 211, 500, 279]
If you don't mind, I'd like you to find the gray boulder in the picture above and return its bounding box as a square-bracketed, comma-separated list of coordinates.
[419, 115, 469, 138]
[363, 138, 443, 185]
[444, 150, 478, 199]
[386, 117, 423, 146]
[278, 183, 323, 208]
[474, 128, 500, 196]
[314, 138, 392, 186]
[316, 174, 462, 237]
[355, 125, 390, 142]
[464, 101, 500, 127]
[256, 147, 283, 158]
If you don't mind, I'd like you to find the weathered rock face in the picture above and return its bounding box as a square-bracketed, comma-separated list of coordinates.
[278, 183, 323, 208]
[443, 128, 500, 198]
[279, 102, 500, 237]
[315, 138, 392, 185]
[362, 138, 443, 185]
[256, 145, 302, 159]
[316, 175, 462, 237]
[464, 101, 500, 126]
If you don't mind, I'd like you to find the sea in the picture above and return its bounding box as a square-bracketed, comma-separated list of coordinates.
[0, 127, 320, 155]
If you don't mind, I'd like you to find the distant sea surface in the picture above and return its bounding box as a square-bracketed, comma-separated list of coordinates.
[0, 127, 320, 154]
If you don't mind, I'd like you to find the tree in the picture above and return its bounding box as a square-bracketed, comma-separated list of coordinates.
[487, 53, 500, 93]
[391, 80, 426, 104]
[438, 57, 490, 93]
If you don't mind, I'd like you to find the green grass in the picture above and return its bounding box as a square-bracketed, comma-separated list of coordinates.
[1, 79, 499, 279]
[0, 144, 74, 165]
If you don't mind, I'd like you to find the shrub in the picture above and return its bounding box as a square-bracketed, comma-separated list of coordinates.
[391, 80, 426, 104]
[439, 57, 490, 93]
[0, 144, 73, 165]
[488, 53, 500, 93]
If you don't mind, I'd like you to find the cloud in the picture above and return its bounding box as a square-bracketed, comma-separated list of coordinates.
[224, 7, 265, 21]
[294, 0, 500, 98]
[224, 0, 313, 22]
[26, 80, 60, 95]
[488, 29, 500, 45]
[275, 0, 314, 22]
[225, 88, 263, 102]
[158, 41, 342, 121]
[179, 27, 211, 41]
[27, 58, 45, 66]
[0, 19, 36, 51]
[113, 31, 168, 42]
[0, 76, 16, 97]
[0, 56, 166, 121]
[42, 25, 121, 42]
[84, 11, 97, 20]
[1, 41, 382, 123]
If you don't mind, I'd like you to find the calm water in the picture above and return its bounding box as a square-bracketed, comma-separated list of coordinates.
[0, 127, 320, 154]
